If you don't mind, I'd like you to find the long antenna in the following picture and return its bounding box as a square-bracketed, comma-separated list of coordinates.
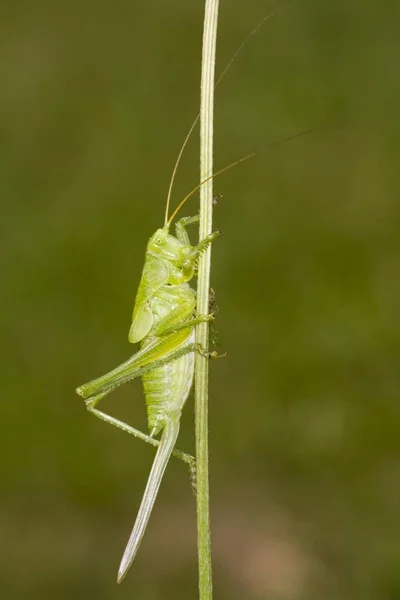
[164, 13, 275, 225]
[167, 153, 255, 226]
[166, 128, 314, 226]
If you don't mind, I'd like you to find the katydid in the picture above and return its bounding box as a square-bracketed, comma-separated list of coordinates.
[77, 204, 220, 582]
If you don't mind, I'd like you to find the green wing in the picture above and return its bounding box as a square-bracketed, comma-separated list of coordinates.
[128, 255, 169, 343]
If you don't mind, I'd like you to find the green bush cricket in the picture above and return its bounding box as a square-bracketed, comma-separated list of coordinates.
[77, 197, 220, 582]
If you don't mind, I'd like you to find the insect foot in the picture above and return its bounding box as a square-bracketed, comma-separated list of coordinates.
[213, 192, 223, 205]
[208, 350, 227, 360]
[211, 229, 222, 241]
[189, 460, 197, 495]
[199, 230, 221, 248]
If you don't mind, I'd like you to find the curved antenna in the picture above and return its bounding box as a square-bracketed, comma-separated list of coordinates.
[164, 119, 198, 225]
[164, 13, 275, 225]
[166, 128, 315, 227]
[167, 153, 255, 226]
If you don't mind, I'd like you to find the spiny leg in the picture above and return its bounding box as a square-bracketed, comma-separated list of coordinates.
[153, 317, 225, 358]
[77, 340, 214, 403]
[175, 214, 220, 261]
[155, 313, 215, 338]
[86, 393, 196, 480]
[79, 342, 219, 490]
[150, 297, 196, 337]
[175, 200, 221, 244]
[184, 229, 221, 277]
[192, 230, 221, 259]
[80, 341, 224, 490]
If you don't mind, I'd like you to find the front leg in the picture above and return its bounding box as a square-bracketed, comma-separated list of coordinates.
[192, 230, 221, 260]
[175, 214, 199, 245]
[175, 214, 220, 262]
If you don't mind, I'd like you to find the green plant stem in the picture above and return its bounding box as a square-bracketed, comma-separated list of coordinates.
[195, 0, 219, 599]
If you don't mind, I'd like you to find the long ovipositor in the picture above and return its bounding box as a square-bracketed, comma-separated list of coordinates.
[117, 419, 180, 582]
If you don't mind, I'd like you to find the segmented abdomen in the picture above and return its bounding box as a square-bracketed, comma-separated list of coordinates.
[140, 282, 196, 436]
[141, 331, 195, 435]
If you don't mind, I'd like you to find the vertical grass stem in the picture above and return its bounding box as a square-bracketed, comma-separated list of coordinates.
[195, 0, 219, 598]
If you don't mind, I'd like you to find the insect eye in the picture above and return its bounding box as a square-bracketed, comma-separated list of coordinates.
[155, 237, 164, 245]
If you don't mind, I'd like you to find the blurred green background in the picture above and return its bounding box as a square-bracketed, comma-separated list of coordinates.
[2, 0, 400, 598]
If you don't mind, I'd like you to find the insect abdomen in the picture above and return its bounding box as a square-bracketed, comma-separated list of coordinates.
[142, 331, 195, 435]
